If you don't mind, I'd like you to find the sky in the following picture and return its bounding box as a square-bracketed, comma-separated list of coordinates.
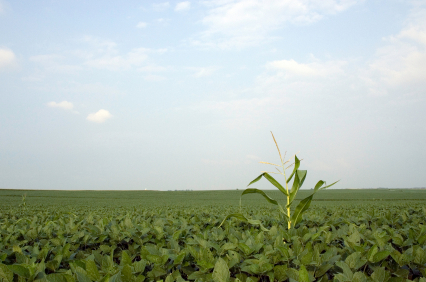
[0, 0, 425, 191]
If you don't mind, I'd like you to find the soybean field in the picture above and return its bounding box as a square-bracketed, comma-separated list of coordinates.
[1, 189, 426, 282]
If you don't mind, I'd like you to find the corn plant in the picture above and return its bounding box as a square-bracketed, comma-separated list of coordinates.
[221, 132, 339, 230]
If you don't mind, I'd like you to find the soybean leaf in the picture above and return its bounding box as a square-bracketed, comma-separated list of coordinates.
[85, 260, 100, 281]
[7, 265, 30, 278]
[298, 265, 310, 282]
[242, 188, 278, 205]
[287, 156, 301, 183]
[352, 272, 367, 282]
[372, 251, 391, 263]
[336, 261, 353, 280]
[0, 263, 13, 282]
[371, 267, 387, 282]
[247, 219, 270, 232]
[121, 265, 133, 282]
[212, 258, 230, 282]
[219, 213, 248, 228]
[274, 265, 288, 282]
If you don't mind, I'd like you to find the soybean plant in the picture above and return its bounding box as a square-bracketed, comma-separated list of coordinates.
[221, 132, 339, 230]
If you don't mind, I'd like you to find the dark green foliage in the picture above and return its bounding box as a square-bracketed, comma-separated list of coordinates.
[1, 190, 426, 281]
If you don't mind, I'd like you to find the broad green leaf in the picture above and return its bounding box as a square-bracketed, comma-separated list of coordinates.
[133, 260, 146, 273]
[147, 265, 167, 279]
[85, 260, 100, 281]
[221, 242, 237, 252]
[146, 254, 162, 264]
[8, 264, 30, 278]
[246, 218, 270, 232]
[367, 245, 379, 262]
[286, 268, 299, 281]
[336, 261, 353, 281]
[352, 272, 367, 282]
[0, 263, 13, 282]
[121, 251, 132, 266]
[165, 274, 174, 282]
[315, 264, 332, 278]
[372, 250, 391, 263]
[13, 245, 22, 254]
[241, 188, 278, 205]
[46, 273, 73, 282]
[212, 258, 230, 282]
[121, 265, 133, 282]
[75, 267, 92, 282]
[173, 253, 185, 265]
[238, 243, 253, 256]
[188, 271, 206, 280]
[345, 252, 367, 270]
[371, 267, 387, 282]
[274, 265, 288, 282]
[298, 265, 310, 282]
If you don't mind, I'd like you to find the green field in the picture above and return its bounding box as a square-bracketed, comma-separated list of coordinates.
[1, 188, 426, 208]
[1, 189, 426, 282]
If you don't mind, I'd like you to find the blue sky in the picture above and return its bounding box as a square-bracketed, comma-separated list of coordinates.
[0, 0, 425, 190]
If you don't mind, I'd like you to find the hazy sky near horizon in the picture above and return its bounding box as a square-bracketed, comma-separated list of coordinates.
[1, 0, 425, 191]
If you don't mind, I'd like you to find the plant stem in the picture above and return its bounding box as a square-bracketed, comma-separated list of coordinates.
[271, 132, 292, 229]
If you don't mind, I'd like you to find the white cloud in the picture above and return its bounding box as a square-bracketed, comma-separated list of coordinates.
[136, 22, 148, 28]
[194, 0, 363, 49]
[188, 66, 219, 77]
[364, 7, 426, 93]
[187, 96, 287, 129]
[86, 109, 113, 123]
[84, 47, 149, 71]
[29, 36, 167, 73]
[47, 101, 74, 110]
[138, 65, 171, 72]
[0, 48, 16, 69]
[175, 1, 191, 12]
[144, 74, 166, 81]
[266, 57, 346, 77]
[30, 54, 82, 73]
[153, 2, 170, 11]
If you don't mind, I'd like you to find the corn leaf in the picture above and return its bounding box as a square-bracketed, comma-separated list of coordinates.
[241, 188, 278, 205]
[291, 194, 313, 227]
[286, 156, 301, 183]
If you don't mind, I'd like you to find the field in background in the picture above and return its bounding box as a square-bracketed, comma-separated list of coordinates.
[1, 188, 426, 207]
